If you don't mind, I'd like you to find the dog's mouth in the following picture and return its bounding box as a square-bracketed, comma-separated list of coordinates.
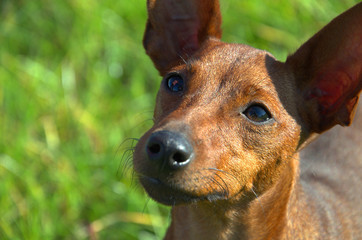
[139, 175, 229, 206]
[133, 129, 238, 205]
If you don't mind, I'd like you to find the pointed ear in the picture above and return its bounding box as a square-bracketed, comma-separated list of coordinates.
[143, 0, 222, 75]
[286, 3, 362, 133]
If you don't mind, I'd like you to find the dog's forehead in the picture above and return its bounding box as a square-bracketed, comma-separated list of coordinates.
[184, 41, 279, 93]
[195, 41, 266, 64]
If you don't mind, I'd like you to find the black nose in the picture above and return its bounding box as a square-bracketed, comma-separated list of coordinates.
[146, 131, 193, 170]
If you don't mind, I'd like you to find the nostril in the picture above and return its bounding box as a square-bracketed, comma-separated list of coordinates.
[171, 151, 189, 163]
[172, 152, 183, 163]
[168, 143, 193, 169]
[148, 143, 161, 154]
[146, 137, 165, 162]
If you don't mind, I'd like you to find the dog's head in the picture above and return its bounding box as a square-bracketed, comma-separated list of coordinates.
[133, 0, 362, 206]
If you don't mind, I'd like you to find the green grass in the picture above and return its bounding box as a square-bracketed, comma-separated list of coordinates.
[0, 0, 358, 239]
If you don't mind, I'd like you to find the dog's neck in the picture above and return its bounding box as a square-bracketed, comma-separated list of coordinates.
[165, 154, 313, 240]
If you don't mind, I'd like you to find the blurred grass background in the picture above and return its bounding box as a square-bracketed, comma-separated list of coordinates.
[0, 0, 358, 239]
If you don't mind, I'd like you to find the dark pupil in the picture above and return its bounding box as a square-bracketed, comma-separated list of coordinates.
[167, 76, 183, 92]
[245, 105, 270, 122]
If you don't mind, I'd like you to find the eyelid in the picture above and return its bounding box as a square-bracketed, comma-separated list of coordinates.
[164, 72, 180, 79]
[242, 102, 272, 115]
[245, 103, 272, 115]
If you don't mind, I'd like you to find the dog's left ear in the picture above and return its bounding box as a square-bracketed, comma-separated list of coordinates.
[286, 3, 362, 133]
[143, 0, 222, 75]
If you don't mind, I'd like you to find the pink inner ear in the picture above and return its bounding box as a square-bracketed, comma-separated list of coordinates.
[171, 20, 200, 57]
[307, 65, 359, 114]
[178, 31, 200, 56]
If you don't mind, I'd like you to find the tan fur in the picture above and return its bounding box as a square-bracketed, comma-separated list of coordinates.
[133, 1, 362, 239]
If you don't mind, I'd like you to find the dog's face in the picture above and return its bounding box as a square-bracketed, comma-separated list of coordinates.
[133, 40, 301, 205]
[134, 0, 361, 206]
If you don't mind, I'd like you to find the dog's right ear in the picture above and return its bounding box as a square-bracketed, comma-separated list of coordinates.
[286, 3, 362, 134]
[143, 0, 222, 75]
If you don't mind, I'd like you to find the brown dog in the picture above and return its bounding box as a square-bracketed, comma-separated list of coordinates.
[133, 1, 362, 239]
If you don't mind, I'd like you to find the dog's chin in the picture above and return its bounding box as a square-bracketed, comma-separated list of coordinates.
[139, 176, 228, 206]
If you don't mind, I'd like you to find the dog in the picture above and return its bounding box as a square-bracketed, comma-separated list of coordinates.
[133, 1, 362, 239]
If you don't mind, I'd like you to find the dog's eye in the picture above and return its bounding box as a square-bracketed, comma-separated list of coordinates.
[243, 105, 272, 123]
[166, 74, 184, 92]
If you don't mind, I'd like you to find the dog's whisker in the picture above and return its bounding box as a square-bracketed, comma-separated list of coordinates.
[142, 197, 151, 214]
[214, 172, 230, 198]
[117, 138, 139, 180]
[118, 147, 136, 177]
[206, 167, 239, 185]
[178, 54, 187, 65]
[251, 187, 266, 218]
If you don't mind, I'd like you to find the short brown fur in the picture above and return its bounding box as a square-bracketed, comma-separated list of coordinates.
[133, 1, 362, 239]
